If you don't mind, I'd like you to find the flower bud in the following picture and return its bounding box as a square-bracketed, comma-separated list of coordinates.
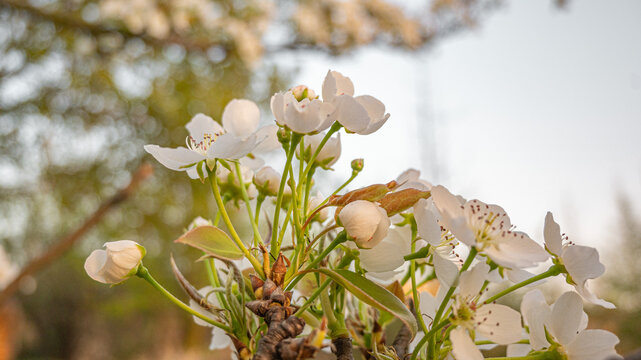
[84, 240, 146, 284]
[338, 200, 390, 249]
[307, 191, 329, 223]
[291, 85, 317, 102]
[277, 128, 291, 145]
[253, 166, 281, 196]
[297, 132, 341, 169]
[351, 158, 364, 172]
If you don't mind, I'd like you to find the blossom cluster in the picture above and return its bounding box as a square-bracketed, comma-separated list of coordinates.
[85, 70, 621, 360]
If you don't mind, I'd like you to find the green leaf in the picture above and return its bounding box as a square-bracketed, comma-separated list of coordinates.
[175, 225, 244, 260]
[306, 268, 417, 338]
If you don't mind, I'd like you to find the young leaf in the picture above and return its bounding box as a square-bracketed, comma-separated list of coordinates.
[175, 225, 244, 260]
[306, 268, 417, 338]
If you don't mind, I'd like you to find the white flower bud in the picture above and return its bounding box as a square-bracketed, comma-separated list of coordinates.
[84, 240, 146, 284]
[253, 166, 281, 196]
[338, 200, 390, 249]
[298, 132, 341, 169]
[308, 191, 329, 222]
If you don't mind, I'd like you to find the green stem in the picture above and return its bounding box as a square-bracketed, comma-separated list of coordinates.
[233, 161, 262, 246]
[271, 134, 302, 258]
[409, 319, 450, 360]
[137, 266, 231, 332]
[483, 265, 562, 304]
[302, 122, 341, 178]
[254, 194, 265, 228]
[294, 253, 354, 316]
[207, 167, 264, 278]
[427, 247, 478, 359]
[285, 231, 347, 291]
[410, 221, 429, 334]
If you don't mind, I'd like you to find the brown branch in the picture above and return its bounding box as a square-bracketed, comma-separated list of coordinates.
[0, 0, 229, 53]
[0, 163, 153, 305]
[392, 299, 415, 359]
[332, 337, 354, 360]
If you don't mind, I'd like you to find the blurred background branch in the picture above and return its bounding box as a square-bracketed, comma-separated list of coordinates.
[0, 163, 152, 305]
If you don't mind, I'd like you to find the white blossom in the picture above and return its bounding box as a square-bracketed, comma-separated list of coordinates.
[270, 87, 335, 134]
[84, 240, 146, 284]
[544, 212, 614, 308]
[298, 132, 341, 169]
[431, 185, 549, 269]
[253, 166, 281, 196]
[144, 110, 267, 179]
[338, 200, 390, 248]
[413, 198, 460, 287]
[521, 290, 621, 360]
[450, 263, 523, 360]
[322, 70, 390, 135]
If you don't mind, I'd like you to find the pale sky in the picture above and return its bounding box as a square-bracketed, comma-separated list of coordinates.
[272, 0, 641, 253]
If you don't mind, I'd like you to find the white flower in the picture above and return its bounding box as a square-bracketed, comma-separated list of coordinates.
[307, 191, 330, 223]
[396, 168, 432, 191]
[450, 263, 523, 360]
[431, 185, 549, 269]
[253, 166, 281, 196]
[84, 240, 146, 284]
[145, 113, 257, 178]
[413, 198, 460, 287]
[521, 290, 621, 360]
[189, 286, 238, 358]
[297, 132, 341, 169]
[145, 100, 278, 178]
[359, 226, 411, 273]
[322, 70, 390, 135]
[0, 246, 18, 290]
[270, 88, 334, 134]
[544, 212, 614, 308]
[338, 200, 390, 248]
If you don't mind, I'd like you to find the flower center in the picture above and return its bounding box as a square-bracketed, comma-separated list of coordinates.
[186, 132, 221, 155]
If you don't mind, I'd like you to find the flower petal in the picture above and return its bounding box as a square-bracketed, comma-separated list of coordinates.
[414, 198, 442, 246]
[521, 289, 551, 350]
[186, 113, 224, 141]
[507, 344, 532, 357]
[222, 99, 260, 138]
[562, 245, 605, 284]
[322, 70, 354, 103]
[84, 249, 108, 283]
[543, 212, 563, 255]
[490, 233, 549, 269]
[451, 327, 484, 360]
[355, 95, 390, 135]
[459, 262, 489, 298]
[333, 95, 369, 133]
[566, 329, 621, 360]
[360, 226, 411, 272]
[549, 291, 584, 345]
[476, 304, 523, 345]
[574, 281, 616, 309]
[433, 251, 459, 288]
[144, 145, 205, 171]
[208, 133, 258, 160]
[252, 124, 280, 153]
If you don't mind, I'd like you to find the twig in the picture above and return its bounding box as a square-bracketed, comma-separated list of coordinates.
[0, 163, 153, 305]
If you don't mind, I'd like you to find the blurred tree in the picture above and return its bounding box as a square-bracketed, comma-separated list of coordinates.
[593, 197, 641, 355]
[0, 0, 556, 357]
